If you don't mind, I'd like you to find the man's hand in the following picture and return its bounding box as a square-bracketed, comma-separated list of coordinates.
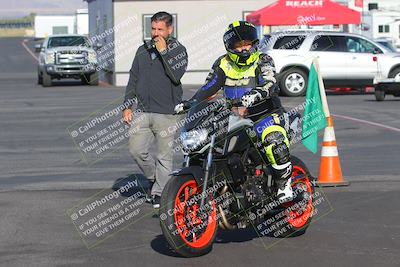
[122, 109, 133, 125]
[154, 36, 167, 53]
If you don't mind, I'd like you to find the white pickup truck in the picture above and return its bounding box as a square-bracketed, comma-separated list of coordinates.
[36, 34, 99, 87]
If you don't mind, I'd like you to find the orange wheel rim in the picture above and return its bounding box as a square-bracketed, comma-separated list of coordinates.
[173, 180, 217, 248]
[286, 166, 313, 229]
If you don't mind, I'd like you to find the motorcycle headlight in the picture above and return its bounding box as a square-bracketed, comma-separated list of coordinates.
[180, 129, 208, 151]
[88, 51, 97, 64]
[45, 52, 55, 64]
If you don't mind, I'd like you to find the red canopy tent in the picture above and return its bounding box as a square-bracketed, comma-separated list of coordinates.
[246, 0, 360, 26]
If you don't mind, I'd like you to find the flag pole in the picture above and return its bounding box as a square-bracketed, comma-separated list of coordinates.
[313, 57, 330, 118]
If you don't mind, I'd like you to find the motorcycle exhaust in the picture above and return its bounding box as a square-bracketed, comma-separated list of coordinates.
[218, 206, 237, 230]
[218, 185, 237, 230]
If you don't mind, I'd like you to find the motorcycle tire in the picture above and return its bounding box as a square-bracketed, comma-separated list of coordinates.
[270, 156, 314, 238]
[159, 175, 218, 257]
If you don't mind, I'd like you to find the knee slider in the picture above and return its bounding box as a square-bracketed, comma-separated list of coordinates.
[264, 131, 290, 165]
[273, 143, 290, 165]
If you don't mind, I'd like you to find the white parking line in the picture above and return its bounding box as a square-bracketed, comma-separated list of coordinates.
[21, 39, 38, 62]
[333, 114, 400, 133]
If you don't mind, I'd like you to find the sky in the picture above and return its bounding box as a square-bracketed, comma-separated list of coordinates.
[0, 0, 87, 19]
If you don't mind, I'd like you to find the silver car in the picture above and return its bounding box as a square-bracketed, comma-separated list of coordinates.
[259, 31, 400, 96]
[37, 34, 99, 87]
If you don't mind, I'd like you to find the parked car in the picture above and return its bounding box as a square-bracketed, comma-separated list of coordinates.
[374, 38, 397, 53]
[37, 34, 99, 87]
[373, 77, 400, 101]
[259, 31, 400, 96]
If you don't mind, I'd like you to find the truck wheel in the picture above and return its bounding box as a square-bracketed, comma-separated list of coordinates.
[89, 72, 99, 86]
[42, 72, 52, 87]
[374, 88, 385, 101]
[38, 73, 43, 85]
[388, 67, 400, 79]
[82, 73, 99, 86]
[81, 75, 89, 85]
[279, 68, 308, 97]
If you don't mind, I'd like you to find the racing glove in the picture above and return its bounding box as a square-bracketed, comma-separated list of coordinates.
[241, 89, 270, 108]
[174, 100, 192, 114]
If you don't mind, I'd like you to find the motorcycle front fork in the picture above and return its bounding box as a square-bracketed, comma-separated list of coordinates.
[183, 154, 190, 167]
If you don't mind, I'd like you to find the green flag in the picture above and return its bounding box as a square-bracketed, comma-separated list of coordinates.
[301, 63, 327, 154]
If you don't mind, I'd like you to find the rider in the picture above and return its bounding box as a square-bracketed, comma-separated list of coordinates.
[175, 21, 293, 202]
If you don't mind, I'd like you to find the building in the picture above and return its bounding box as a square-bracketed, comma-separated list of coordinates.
[76, 9, 89, 35]
[356, 0, 400, 11]
[360, 10, 400, 49]
[86, 0, 399, 86]
[35, 15, 75, 38]
[366, 6, 400, 50]
[34, 9, 89, 39]
[347, 0, 400, 49]
[85, 0, 275, 86]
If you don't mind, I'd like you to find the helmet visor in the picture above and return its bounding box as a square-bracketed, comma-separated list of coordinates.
[224, 24, 258, 51]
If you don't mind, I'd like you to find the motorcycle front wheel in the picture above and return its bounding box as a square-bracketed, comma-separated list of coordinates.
[159, 175, 218, 257]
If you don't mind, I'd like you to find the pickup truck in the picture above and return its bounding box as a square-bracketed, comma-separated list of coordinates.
[37, 34, 99, 87]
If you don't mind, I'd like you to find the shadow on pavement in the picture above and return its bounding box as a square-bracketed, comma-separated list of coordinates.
[112, 173, 150, 197]
[150, 235, 184, 258]
[150, 228, 280, 257]
[49, 80, 89, 87]
[214, 225, 292, 243]
[325, 90, 372, 96]
[364, 99, 400, 102]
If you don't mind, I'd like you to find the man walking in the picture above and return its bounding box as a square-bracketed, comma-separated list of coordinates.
[122, 11, 188, 209]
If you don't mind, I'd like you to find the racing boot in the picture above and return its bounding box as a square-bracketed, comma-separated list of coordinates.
[275, 163, 293, 202]
[261, 127, 293, 202]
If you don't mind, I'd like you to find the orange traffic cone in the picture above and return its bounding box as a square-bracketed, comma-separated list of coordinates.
[317, 117, 349, 187]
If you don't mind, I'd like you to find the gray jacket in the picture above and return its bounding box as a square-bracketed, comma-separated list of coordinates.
[124, 38, 188, 114]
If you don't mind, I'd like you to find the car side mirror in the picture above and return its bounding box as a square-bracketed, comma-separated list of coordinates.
[34, 44, 42, 52]
[373, 48, 382, 54]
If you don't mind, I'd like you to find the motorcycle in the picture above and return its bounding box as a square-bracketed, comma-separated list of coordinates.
[159, 98, 314, 257]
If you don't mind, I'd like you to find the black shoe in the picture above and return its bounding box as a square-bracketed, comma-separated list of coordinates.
[145, 182, 154, 203]
[145, 193, 153, 203]
[152, 195, 161, 209]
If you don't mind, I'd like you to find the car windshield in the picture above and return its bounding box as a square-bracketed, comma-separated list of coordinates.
[47, 36, 89, 48]
[259, 35, 272, 50]
[377, 41, 396, 52]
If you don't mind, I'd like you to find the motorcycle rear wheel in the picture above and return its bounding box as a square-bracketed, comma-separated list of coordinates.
[273, 156, 314, 237]
[160, 175, 218, 257]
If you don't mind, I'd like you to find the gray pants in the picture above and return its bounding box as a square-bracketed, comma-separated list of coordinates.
[129, 112, 178, 197]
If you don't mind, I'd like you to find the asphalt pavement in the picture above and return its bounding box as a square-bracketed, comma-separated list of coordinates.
[0, 37, 399, 267]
